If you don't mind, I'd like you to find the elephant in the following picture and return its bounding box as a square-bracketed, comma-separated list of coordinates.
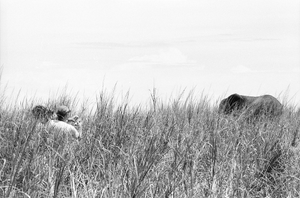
[218, 94, 283, 119]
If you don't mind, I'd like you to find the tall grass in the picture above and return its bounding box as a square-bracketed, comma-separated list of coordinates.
[0, 89, 299, 197]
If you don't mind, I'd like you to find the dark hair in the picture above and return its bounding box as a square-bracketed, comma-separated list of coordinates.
[56, 105, 71, 121]
[57, 114, 65, 121]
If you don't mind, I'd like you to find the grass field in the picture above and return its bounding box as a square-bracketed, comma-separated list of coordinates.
[0, 89, 300, 198]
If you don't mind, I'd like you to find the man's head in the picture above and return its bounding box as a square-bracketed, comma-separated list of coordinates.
[56, 105, 71, 121]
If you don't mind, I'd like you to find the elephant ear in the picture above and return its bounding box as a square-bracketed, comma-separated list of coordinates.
[227, 94, 245, 112]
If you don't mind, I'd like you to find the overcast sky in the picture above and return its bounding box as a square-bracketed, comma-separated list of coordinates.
[1, 0, 299, 107]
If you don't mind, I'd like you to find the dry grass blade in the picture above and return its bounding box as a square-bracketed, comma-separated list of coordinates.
[5, 121, 37, 198]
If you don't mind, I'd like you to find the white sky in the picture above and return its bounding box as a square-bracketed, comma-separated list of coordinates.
[1, 0, 300, 108]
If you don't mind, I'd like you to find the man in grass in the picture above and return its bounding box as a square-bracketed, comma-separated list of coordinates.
[32, 105, 82, 139]
[33, 105, 78, 125]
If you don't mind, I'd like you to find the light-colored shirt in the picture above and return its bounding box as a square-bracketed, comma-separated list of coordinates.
[45, 120, 82, 139]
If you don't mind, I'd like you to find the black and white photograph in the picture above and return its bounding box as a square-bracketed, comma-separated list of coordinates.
[0, 0, 299, 197]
